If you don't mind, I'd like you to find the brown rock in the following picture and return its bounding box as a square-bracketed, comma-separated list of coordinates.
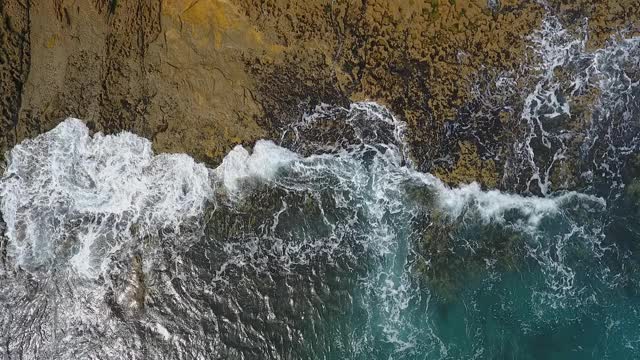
[1, 0, 639, 188]
[0, 0, 30, 159]
[11, 0, 268, 165]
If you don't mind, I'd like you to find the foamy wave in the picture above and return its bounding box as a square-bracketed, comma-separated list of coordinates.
[214, 140, 299, 193]
[0, 104, 616, 358]
[420, 174, 605, 227]
[514, 17, 640, 195]
[0, 118, 212, 276]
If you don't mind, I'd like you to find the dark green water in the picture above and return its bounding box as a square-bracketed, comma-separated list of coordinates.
[196, 141, 639, 359]
[1, 16, 640, 360]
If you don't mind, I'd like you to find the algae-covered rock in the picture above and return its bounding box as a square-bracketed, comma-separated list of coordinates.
[1, 0, 639, 190]
[413, 208, 524, 300]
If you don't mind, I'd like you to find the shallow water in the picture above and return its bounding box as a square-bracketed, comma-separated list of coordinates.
[1, 17, 640, 360]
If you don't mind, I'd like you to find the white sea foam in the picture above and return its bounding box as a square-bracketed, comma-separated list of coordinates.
[0, 102, 614, 358]
[516, 17, 640, 195]
[419, 174, 604, 227]
[0, 118, 212, 276]
[214, 140, 299, 193]
[203, 104, 606, 353]
[0, 11, 635, 358]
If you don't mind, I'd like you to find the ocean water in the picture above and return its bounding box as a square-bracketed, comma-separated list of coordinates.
[1, 17, 640, 360]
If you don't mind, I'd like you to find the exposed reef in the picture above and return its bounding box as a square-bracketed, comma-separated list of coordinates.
[1, 0, 639, 189]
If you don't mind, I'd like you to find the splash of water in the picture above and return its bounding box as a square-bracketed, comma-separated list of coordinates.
[512, 17, 640, 196]
[0, 118, 212, 277]
[1, 17, 639, 360]
[0, 103, 622, 359]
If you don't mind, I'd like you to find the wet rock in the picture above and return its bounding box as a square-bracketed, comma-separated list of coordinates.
[1, 0, 639, 190]
[413, 209, 524, 300]
[548, 0, 640, 50]
[237, 0, 546, 186]
[5, 0, 267, 166]
[0, 0, 30, 155]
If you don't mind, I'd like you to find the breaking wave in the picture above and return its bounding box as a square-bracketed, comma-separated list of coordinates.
[1, 118, 212, 277]
[511, 17, 640, 196]
[0, 17, 639, 360]
[1, 99, 635, 359]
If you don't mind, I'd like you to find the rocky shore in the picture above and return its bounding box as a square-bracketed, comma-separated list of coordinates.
[1, 0, 638, 190]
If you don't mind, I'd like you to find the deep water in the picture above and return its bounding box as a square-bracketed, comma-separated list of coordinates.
[1, 17, 640, 360]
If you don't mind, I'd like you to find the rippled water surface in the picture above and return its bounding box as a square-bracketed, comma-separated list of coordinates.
[1, 18, 640, 360]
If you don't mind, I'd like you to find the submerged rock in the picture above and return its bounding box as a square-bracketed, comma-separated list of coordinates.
[413, 209, 525, 300]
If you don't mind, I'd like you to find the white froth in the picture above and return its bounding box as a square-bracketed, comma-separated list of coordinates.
[0, 101, 617, 357]
[416, 174, 605, 228]
[214, 140, 299, 192]
[515, 17, 640, 195]
[0, 118, 213, 276]
[155, 322, 171, 341]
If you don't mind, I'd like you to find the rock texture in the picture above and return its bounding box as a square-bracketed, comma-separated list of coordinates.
[549, 0, 640, 50]
[11, 0, 267, 164]
[1, 0, 639, 188]
[237, 0, 548, 188]
[0, 0, 30, 159]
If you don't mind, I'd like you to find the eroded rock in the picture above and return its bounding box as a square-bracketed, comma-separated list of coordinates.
[1, 0, 639, 189]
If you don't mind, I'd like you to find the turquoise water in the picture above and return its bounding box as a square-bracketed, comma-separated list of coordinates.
[1, 17, 640, 360]
[194, 136, 640, 359]
[0, 103, 639, 360]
